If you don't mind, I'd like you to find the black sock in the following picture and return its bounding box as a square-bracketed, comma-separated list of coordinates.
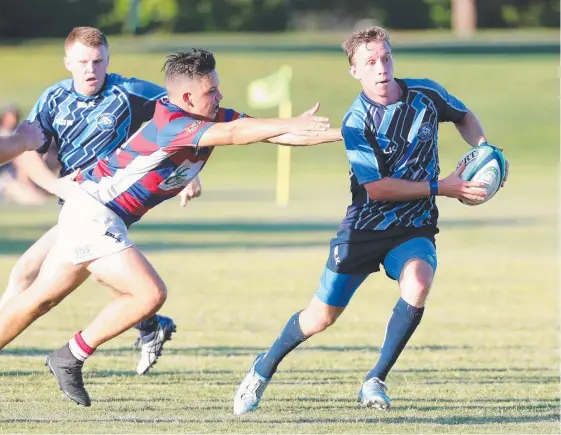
[134, 315, 159, 341]
[365, 297, 424, 382]
[57, 342, 80, 363]
[255, 311, 308, 379]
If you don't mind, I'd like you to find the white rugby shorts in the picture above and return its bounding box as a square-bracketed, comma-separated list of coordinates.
[58, 184, 134, 265]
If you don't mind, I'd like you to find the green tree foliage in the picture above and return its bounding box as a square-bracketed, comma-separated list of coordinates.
[0, 0, 558, 38]
[99, 0, 178, 33]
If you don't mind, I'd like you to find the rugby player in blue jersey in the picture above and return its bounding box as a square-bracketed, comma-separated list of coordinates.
[234, 26, 509, 414]
[0, 27, 200, 375]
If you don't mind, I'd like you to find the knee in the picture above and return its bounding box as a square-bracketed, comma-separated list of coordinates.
[406, 278, 432, 302]
[90, 274, 103, 285]
[400, 260, 434, 306]
[301, 309, 340, 335]
[35, 296, 61, 316]
[142, 281, 167, 312]
[10, 255, 40, 289]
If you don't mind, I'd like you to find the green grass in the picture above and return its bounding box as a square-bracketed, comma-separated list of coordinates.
[0, 41, 558, 433]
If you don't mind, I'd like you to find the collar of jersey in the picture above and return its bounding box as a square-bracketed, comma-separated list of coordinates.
[71, 74, 109, 100]
[160, 98, 216, 121]
[161, 97, 184, 113]
[360, 78, 407, 110]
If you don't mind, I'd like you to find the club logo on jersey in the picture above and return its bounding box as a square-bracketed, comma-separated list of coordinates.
[159, 160, 205, 191]
[417, 122, 434, 141]
[96, 114, 117, 131]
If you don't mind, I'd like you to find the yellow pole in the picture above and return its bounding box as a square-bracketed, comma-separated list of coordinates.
[276, 100, 292, 207]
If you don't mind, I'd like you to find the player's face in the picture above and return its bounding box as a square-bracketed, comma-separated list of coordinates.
[188, 70, 223, 119]
[349, 40, 394, 96]
[64, 42, 109, 96]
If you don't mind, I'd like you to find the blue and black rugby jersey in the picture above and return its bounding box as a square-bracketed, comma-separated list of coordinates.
[27, 73, 165, 177]
[340, 78, 468, 231]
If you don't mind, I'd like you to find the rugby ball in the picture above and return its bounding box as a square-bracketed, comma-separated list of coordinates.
[457, 144, 506, 206]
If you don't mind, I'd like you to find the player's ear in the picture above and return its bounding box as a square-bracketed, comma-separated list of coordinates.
[183, 92, 193, 107]
[348, 64, 359, 80]
[63, 56, 71, 73]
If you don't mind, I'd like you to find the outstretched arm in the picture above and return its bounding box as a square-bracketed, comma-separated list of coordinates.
[266, 102, 342, 145]
[0, 121, 44, 165]
[266, 128, 342, 146]
[15, 150, 80, 200]
[198, 116, 330, 147]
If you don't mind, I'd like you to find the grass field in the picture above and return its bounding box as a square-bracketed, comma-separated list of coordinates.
[0, 38, 558, 433]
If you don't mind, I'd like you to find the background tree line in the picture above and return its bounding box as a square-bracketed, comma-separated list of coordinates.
[0, 0, 558, 38]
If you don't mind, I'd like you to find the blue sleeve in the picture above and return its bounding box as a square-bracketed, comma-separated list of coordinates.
[341, 111, 382, 184]
[121, 77, 166, 122]
[425, 79, 468, 123]
[26, 88, 56, 154]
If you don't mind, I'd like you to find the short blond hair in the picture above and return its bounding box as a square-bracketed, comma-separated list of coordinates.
[65, 27, 108, 52]
[342, 26, 391, 65]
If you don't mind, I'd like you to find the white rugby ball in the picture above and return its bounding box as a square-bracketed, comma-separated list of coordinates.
[457, 144, 507, 206]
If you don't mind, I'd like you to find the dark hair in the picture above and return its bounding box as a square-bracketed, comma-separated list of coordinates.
[162, 49, 216, 82]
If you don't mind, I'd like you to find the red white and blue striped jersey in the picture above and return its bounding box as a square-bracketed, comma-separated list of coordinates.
[78, 98, 246, 226]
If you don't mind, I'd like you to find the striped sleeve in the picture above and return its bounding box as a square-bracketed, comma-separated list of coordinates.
[341, 110, 382, 184]
[26, 86, 58, 153]
[418, 79, 468, 123]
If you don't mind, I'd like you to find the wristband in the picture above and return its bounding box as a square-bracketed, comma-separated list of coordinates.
[429, 180, 439, 196]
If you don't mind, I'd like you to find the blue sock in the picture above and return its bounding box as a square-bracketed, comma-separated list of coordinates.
[365, 297, 424, 382]
[134, 314, 159, 341]
[255, 311, 308, 379]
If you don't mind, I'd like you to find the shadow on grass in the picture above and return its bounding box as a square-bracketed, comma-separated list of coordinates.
[0, 344, 471, 358]
[0, 413, 559, 425]
[0, 216, 540, 255]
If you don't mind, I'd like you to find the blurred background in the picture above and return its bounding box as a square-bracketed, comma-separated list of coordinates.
[0, 0, 558, 205]
[0, 1, 558, 433]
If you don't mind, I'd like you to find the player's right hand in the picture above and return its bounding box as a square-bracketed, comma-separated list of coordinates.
[438, 162, 487, 203]
[288, 115, 330, 136]
[55, 169, 81, 200]
[178, 176, 202, 207]
[14, 120, 45, 151]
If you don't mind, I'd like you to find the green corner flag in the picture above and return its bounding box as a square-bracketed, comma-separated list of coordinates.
[247, 66, 293, 207]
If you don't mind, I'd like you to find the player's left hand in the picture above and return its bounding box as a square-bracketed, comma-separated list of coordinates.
[179, 176, 202, 207]
[299, 102, 321, 117]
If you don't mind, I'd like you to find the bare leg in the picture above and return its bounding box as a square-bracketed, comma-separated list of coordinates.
[0, 240, 90, 350]
[81, 246, 167, 348]
[0, 226, 59, 311]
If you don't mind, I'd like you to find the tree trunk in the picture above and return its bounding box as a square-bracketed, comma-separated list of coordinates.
[452, 0, 477, 38]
